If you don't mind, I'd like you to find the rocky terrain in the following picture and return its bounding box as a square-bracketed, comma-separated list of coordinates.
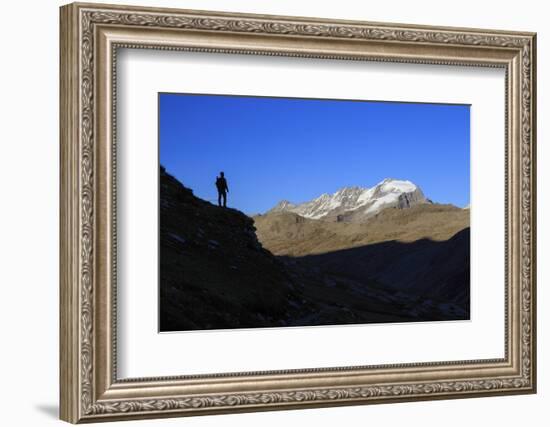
[160, 168, 470, 332]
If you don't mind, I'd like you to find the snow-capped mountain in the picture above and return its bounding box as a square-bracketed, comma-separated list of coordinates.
[267, 178, 428, 221]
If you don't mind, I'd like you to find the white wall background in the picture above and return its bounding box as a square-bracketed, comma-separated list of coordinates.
[0, 0, 545, 426]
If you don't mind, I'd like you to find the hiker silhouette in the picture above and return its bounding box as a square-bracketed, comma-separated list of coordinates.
[215, 172, 229, 208]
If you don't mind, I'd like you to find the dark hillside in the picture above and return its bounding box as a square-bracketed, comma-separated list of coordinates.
[159, 167, 312, 331]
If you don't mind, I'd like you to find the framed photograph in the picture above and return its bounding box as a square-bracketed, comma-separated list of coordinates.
[60, 2, 537, 423]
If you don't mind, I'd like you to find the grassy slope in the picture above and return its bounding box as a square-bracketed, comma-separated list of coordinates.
[253, 204, 469, 257]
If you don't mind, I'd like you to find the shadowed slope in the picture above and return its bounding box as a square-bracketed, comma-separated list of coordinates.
[160, 167, 310, 331]
[294, 228, 470, 311]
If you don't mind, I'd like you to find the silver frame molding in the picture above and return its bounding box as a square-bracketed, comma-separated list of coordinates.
[60, 2, 537, 423]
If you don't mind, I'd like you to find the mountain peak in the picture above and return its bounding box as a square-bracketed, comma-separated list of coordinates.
[379, 178, 417, 191]
[267, 178, 427, 221]
[270, 200, 296, 213]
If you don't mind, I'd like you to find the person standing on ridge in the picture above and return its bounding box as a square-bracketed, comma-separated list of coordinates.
[215, 171, 229, 208]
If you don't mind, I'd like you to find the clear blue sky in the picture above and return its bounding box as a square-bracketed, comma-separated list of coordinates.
[159, 93, 470, 214]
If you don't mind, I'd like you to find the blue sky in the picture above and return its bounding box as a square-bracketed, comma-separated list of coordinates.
[159, 93, 470, 214]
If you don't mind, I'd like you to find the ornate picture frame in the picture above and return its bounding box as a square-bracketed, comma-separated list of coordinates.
[60, 2, 536, 423]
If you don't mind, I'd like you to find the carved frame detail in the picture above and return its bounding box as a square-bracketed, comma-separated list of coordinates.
[60, 2, 536, 423]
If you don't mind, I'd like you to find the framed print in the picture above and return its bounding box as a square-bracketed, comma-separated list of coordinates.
[158, 94, 472, 332]
[59, 2, 537, 423]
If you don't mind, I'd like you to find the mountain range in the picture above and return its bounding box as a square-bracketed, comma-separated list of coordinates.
[159, 167, 470, 331]
[267, 178, 429, 222]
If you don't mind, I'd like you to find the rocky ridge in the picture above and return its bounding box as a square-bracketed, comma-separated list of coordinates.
[268, 178, 428, 222]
